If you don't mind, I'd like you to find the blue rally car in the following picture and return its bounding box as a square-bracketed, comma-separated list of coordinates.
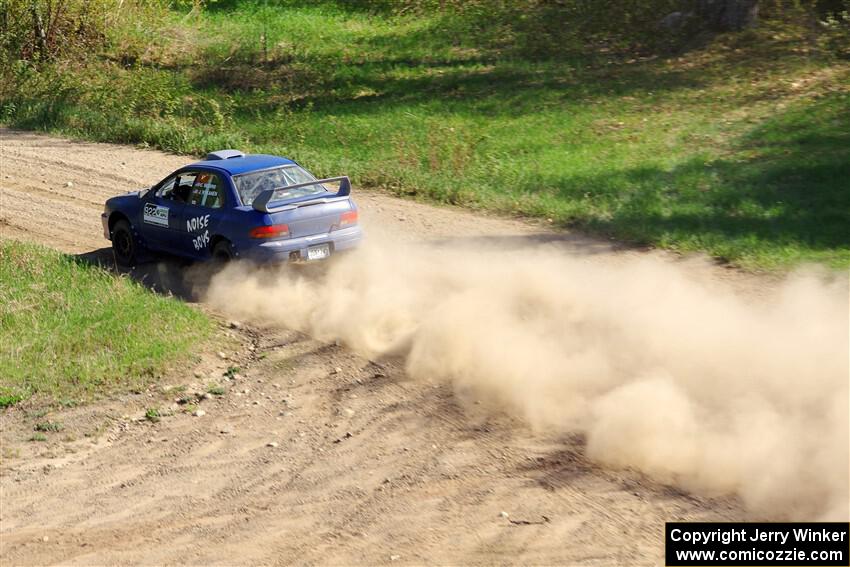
[102, 150, 362, 265]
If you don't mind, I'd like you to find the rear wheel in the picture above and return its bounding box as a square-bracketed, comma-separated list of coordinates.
[111, 219, 136, 266]
[212, 239, 234, 263]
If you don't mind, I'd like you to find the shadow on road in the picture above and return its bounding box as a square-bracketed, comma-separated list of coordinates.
[73, 247, 335, 302]
[74, 247, 215, 302]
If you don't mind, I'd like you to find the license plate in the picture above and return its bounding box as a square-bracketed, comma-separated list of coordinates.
[307, 244, 330, 260]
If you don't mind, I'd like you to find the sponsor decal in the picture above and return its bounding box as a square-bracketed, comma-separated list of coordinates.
[191, 174, 221, 207]
[186, 214, 210, 233]
[143, 203, 169, 227]
[193, 230, 210, 251]
[188, 214, 211, 251]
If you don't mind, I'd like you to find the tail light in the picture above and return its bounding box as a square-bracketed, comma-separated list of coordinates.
[249, 224, 289, 239]
[339, 210, 358, 227]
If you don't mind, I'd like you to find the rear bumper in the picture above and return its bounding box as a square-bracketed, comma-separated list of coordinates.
[240, 225, 363, 263]
[101, 213, 110, 240]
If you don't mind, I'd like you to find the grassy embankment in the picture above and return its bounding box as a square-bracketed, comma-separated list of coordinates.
[1, 2, 849, 269]
[0, 241, 212, 407]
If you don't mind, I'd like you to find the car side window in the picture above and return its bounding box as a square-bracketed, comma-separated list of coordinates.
[174, 172, 198, 203]
[156, 176, 177, 199]
[156, 172, 196, 203]
[188, 172, 225, 209]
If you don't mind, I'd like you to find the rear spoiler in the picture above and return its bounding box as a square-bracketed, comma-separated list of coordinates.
[252, 176, 352, 213]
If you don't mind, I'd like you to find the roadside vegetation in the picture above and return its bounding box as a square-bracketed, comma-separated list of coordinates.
[0, 240, 212, 406]
[1, 0, 848, 268]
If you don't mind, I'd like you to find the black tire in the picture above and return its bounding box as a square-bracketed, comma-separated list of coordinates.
[111, 219, 137, 266]
[212, 239, 234, 263]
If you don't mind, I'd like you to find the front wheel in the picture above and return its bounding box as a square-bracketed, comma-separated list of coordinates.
[111, 219, 137, 266]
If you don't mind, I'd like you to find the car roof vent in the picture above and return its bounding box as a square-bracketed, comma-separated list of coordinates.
[206, 149, 245, 160]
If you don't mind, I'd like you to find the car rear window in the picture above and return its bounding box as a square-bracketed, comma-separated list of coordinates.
[233, 165, 326, 207]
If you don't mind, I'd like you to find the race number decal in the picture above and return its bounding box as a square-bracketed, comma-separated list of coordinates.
[143, 203, 169, 227]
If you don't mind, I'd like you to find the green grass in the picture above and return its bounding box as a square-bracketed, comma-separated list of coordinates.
[0, 394, 23, 408]
[1, 2, 848, 269]
[0, 240, 213, 405]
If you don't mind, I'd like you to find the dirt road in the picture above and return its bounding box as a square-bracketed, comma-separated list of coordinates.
[1, 128, 748, 566]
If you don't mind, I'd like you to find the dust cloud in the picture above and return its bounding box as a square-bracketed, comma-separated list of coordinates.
[204, 235, 849, 520]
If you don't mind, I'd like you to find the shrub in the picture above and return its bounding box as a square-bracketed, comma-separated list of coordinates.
[0, 0, 117, 60]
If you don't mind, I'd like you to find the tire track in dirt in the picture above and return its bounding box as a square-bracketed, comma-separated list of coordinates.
[4, 181, 104, 208]
[0, 186, 103, 251]
[1, 152, 138, 195]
